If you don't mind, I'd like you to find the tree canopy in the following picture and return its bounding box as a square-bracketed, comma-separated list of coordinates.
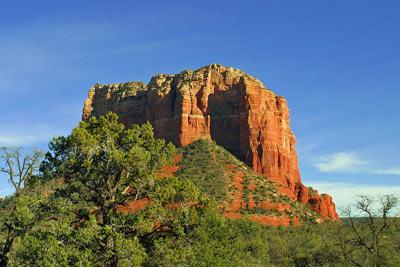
[0, 112, 398, 266]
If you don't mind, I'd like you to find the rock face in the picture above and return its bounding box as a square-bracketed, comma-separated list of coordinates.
[82, 64, 338, 221]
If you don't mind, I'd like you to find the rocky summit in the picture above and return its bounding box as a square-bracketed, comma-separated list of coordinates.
[82, 64, 338, 222]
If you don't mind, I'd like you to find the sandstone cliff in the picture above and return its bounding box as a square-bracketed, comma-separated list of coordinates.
[82, 64, 338, 221]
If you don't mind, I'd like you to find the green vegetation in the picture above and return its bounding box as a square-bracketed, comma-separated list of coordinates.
[308, 186, 316, 197]
[175, 139, 227, 201]
[175, 139, 324, 223]
[338, 195, 400, 266]
[0, 147, 45, 265]
[119, 81, 147, 99]
[0, 113, 398, 266]
[0, 147, 44, 197]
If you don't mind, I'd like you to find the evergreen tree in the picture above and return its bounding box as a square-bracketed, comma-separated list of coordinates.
[12, 113, 201, 266]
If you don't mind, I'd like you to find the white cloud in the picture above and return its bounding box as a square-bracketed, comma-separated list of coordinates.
[371, 168, 400, 176]
[304, 181, 400, 216]
[315, 152, 367, 173]
[0, 134, 47, 147]
[0, 125, 63, 147]
[313, 151, 400, 176]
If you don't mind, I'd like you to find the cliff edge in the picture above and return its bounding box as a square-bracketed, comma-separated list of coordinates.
[82, 64, 338, 221]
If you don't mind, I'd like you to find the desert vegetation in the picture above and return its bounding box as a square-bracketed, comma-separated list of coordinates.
[0, 113, 398, 266]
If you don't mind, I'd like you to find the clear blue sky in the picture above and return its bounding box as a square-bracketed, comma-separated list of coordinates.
[1, 0, 399, 209]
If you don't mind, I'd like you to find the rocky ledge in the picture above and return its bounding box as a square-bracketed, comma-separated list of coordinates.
[82, 64, 338, 221]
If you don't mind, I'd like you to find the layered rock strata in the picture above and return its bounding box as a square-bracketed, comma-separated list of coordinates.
[82, 64, 338, 221]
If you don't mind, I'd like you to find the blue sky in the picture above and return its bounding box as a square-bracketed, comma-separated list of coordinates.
[1, 0, 399, 210]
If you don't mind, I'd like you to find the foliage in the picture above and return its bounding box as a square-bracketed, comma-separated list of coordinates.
[0, 147, 44, 197]
[175, 139, 324, 223]
[0, 147, 44, 266]
[175, 139, 226, 201]
[5, 113, 203, 266]
[41, 112, 177, 226]
[308, 186, 315, 197]
[0, 113, 399, 266]
[143, 204, 271, 267]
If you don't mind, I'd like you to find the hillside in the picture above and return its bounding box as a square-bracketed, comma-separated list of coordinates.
[163, 139, 326, 226]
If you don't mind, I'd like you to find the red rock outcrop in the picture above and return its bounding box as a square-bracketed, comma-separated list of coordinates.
[82, 64, 338, 221]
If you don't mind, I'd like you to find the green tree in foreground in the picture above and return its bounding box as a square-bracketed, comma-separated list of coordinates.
[11, 113, 274, 266]
[11, 113, 202, 266]
[0, 147, 44, 266]
[42, 112, 178, 226]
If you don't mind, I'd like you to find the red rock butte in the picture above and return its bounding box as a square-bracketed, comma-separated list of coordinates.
[82, 64, 338, 221]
